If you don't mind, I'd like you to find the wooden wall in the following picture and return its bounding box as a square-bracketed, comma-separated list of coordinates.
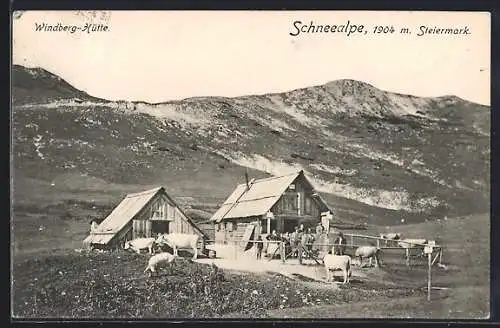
[271, 176, 322, 219]
[214, 217, 260, 244]
[131, 193, 204, 237]
[132, 220, 153, 239]
[198, 222, 215, 241]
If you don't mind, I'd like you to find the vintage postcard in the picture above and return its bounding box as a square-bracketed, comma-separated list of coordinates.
[11, 10, 491, 319]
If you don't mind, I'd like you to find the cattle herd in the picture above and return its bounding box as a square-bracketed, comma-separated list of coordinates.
[104, 230, 432, 283]
[324, 233, 433, 284]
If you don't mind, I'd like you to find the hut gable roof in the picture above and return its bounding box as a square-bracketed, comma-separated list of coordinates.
[210, 170, 330, 223]
[84, 186, 207, 245]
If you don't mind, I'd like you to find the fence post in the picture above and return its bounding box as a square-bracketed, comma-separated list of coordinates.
[405, 248, 410, 266]
[427, 251, 432, 301]
[376, 238, 380, 249]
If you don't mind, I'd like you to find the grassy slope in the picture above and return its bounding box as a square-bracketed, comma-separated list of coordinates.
[12, 102, 489, 222]
[12, 213, 490, 319]
[266, 286, 489, 319]
[12, 252, 425, 319]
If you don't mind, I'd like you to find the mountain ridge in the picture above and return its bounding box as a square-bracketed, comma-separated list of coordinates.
[11, 64, 490, 225]
[12, 64, 487, 107]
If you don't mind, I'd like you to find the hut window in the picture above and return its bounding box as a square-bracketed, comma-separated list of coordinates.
[227, 222, 234, 232]
[216, 223, 220, 231]
[305, 197, 312, 214]
[283, 193, 298, 213]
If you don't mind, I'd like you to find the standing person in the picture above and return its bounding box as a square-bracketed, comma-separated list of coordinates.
[297, 225, 304, 246]
[290, 226, 300, 257]
[256, 235, 263, 260]
[296, 225, 305, 260]
[303, 228, 315, 254]
[333, 232, 347, 255]
[266, 230, 278, 241]
[283, 232, 291, 254]
[271, 230, 278, 240]
[290, 226, 299, 242]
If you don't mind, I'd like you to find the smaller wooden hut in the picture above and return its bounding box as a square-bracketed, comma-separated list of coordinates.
[83, 186, 207, 251]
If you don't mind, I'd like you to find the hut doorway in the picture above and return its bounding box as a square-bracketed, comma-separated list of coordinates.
[151, 220, 169, 236]
[283, 218, 299, 233]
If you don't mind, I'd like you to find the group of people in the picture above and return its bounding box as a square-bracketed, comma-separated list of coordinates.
[255, 222, 348, 260]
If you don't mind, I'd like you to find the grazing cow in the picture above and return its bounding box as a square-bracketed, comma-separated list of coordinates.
[323, 254, 352, 284]
[155, 233, 199, 260]
[354, 246, 381, 268]
[144, 252, 177, 276]
[124, 237, 156, 254]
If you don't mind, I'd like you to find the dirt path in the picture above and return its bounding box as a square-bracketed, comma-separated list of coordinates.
[195, 256, 369, 286]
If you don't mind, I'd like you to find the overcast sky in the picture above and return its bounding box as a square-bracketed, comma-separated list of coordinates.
[13, 11, 490, 105]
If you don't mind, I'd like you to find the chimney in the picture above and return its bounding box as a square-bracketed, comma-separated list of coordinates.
[245, 169, 250, 190]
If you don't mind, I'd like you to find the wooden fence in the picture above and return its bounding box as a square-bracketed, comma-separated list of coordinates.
[205, 232, 444, 267]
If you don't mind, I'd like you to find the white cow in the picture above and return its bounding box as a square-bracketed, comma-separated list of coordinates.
[124, 237, 156, 254]
[323, 254, 352, 284]
[155, 233, 199, 260]
[144, 252, 177, 276]
[354, 246, 381, 268]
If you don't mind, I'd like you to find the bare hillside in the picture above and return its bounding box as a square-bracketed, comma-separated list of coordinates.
[11, 65, 490, 225]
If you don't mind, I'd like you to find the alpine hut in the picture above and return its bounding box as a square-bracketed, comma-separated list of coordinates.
[83, 186, 207, 251]
[210, 170, 332, 245]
